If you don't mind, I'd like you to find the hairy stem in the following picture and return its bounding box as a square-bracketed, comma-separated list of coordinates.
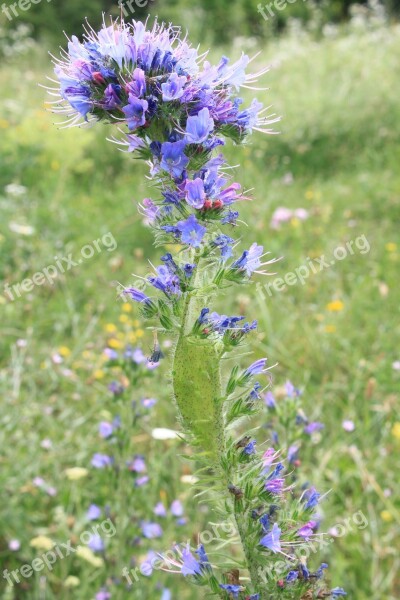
[172, 256, 264, 594]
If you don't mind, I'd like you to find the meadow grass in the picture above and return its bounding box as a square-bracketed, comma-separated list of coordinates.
[0, 23, 399, 599]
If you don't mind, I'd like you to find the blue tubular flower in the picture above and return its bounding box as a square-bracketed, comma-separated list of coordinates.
[194, 544, 210, 570]
[186, 108, 214, 143]
[103, 83, 121, 109]
[304, 487, 321, 510]
[161, 253, 179, 273]
[219, 584, 243, 598]
[125, 287, 152, 305]
[185, 178, 206, 209]
[243, 439, 257, 455]
[299, 563, 310, 579]
[183, 263, 196, 277]
[176, 214, 206, 247]
[314, 562, 328, 578]
[181, 544, 202, 576]
[122, 95, 148, 130]
[212, 234, 234, 261]
[222, 210, 239, 225]
[148, 265, 181, 296]
[259, 513, 270, 532]
[162, 72, 187, 101]
[260, 523, 281, 553]
[244, 358, 267, 377]
[286, 570, 299, 583]
[198, 308, 210, 324]
[331, 588, 347, 597]
[126, 67, 147, 97]
[232, 242, 263, 276]
[160, 141, 189, 178]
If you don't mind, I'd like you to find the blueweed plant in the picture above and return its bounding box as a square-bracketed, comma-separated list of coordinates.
[49, 15, 346, 599]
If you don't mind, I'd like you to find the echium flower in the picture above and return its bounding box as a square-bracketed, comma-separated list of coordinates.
[50, 15, 345, 600]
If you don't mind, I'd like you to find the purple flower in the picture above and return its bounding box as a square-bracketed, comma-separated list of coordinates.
[181, 544, 201, 576]
[99, 421, 114, 439]
[286, 570, 299, 582]
[304, 422, 324, 435]
[285, 380, 301, 397]
[126, 67, 147, 97]
[185, 108, 214, 143]
[219, 584, 243, 598]
[154, 502, 167, 517]
[108, 381, 125, 395]
[264, 391, 276, 408]
[161, 73, 187, 101]
[160, 140, 189, 178]
[96, 589, 111, 600]
[142, 397, 157, 408]
[104, 348, 119, 360]
[135, 475, 149, 487]
[287, 444, 299, 464]
[161, 590, 171, 600]
[103, 84, 121, 109]
[243, 440, 257, 455]
[86, 504, 102, 521]
[88, 534, 104, 552]
[265, 478, 284, 494]
[233, 242, 264, 276]
[141, 522, 163, 539]
[244, 358, 267, 377]
[122, 95, 148, 130]
[170, 499, 184, 517]
[176, 214, 206, 247]
[260, 522, 281, 553]
[8, 539, 20, 551]
[128, 455, 146, 473]
[91, 453, 113, 468]
[185, 178, 206, 209]
[297, 521, 317, 539]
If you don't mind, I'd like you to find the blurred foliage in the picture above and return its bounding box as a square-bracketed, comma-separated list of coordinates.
[0, 0, 400, 48]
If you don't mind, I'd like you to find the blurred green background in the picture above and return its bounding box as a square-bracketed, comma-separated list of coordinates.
[1, 1, 399, 599]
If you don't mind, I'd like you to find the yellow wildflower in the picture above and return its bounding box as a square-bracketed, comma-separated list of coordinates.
[58, 346, 71, 357]
[326, 300, 344, 312]
[108, 338, 123, 349]
[380, 510, 393, 522]
[64, 576, 80, 588]
[30, 536, 55, 551]
[65, 467, 88, 481]
[391, 422, 400, 440]
[76, 546, 104, 567]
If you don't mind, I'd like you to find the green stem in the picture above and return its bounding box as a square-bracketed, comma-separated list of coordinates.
[172, 255, 265, 595]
